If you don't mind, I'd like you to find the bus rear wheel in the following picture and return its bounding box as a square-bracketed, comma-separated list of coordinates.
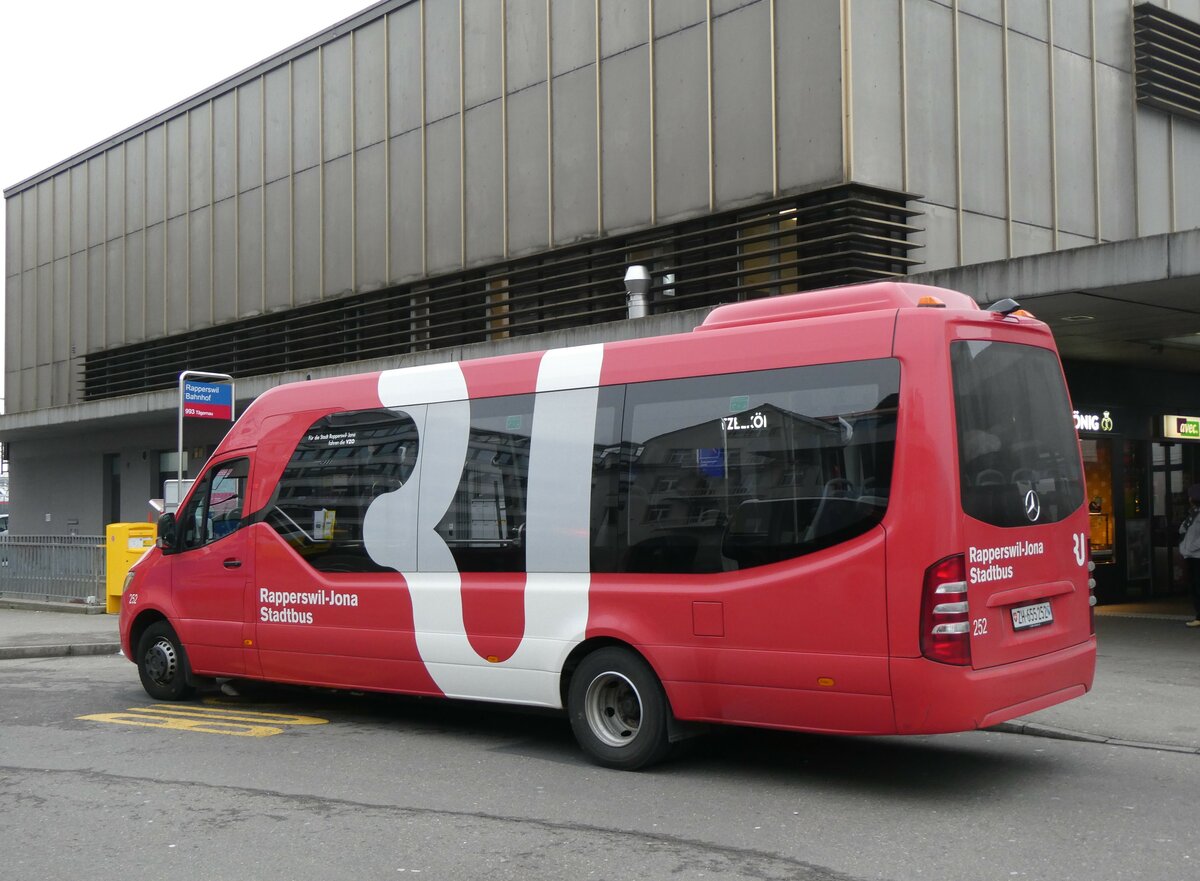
[568, 647, 670, 771]
[136, 621, 196, 701]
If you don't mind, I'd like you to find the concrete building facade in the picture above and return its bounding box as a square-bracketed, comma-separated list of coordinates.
[5, 0, 1200, 602]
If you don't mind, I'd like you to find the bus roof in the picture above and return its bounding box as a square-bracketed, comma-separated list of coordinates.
[695, 282, 980, 333]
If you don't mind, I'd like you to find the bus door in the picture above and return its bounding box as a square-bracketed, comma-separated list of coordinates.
[170, 456, 254, 675]
[950, 340, 1092, 669]
[252, 408, 431, 692]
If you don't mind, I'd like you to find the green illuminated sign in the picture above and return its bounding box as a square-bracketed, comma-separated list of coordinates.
[1163, 415, 1200, 440]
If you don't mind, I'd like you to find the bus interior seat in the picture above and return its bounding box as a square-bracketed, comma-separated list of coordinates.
[624, 533, 699, 573]
[805, 487, 864, 544]
[723, 497, 819, 569]
[1011, 468, 1035, 486]
[211, 508, 242, 538]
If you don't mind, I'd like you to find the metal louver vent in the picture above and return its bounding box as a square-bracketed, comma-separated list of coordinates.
[82, 184, 921, 402]
[1134, 3, 1200, 122]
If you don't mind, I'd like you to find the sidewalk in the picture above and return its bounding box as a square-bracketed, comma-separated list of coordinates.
[994, 607, 1200, 754]
[0, 603, 1196, 753]
[0, 601, 121, 660]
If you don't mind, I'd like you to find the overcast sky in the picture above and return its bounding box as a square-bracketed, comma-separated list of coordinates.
[0, 0, 375, 411]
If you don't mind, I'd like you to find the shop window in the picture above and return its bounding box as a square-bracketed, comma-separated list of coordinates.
[1080, 438, 1115, 564]
[1124, 441, 1150, 582]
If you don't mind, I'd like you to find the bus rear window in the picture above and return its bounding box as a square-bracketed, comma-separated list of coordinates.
[951, 340, 1084, 527]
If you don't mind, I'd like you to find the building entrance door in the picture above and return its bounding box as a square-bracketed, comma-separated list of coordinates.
[1151, 443, 1200, 598]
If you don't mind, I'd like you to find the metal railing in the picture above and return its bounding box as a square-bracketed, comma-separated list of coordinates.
[0, 535, 106, 604]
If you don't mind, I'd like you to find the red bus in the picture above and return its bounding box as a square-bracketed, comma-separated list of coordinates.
[119, 282, 1096, 769]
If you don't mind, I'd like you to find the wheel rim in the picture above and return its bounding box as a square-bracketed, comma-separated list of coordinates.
[583, 670, 642, 748]
[144, 636, 179, 687]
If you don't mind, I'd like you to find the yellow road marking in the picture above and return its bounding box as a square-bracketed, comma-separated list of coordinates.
[78, 704, 329, 737]
[127, 705, 329, 725]
[77, 712, 282, 736]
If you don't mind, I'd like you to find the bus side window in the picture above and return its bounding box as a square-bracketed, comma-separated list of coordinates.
[265, 410, 419, 572]
[588, 386, 627, 574]
[433, 394, 534, 574]
[619, 361, 899, 573]
[178, 458, 250, 551]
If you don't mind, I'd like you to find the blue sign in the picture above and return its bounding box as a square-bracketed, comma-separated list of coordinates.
[183, 381, 233, 420]
[697, 447, 726, 477]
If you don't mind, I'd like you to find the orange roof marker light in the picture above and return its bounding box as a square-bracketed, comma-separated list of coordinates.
[985, 297, 1034, 319]
[917, 295, 946, 307]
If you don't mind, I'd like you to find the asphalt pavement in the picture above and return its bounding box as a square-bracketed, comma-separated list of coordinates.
[0, 597, 1196, 753]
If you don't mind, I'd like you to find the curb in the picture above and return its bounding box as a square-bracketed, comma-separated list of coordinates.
[991, 720, 1200, 755]
[0, 642, 121, 661]
[0, 597, 109, 615]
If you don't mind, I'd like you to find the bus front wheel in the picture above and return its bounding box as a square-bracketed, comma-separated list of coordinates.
[136, 621, 197, 701]
[568, 647, 670, 771]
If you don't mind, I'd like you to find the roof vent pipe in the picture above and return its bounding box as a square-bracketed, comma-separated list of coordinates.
[625, 265, 651, 319]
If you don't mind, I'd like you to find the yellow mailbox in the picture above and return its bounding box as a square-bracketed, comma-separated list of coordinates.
[106, 523, 157, 613]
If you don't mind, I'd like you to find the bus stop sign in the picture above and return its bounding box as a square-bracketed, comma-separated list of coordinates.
[183, 380, 233, 420]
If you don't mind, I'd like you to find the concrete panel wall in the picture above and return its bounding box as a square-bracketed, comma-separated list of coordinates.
[713, 2, 774, 208]
[1137, 109, 1171, 237]
[3, 0, 851, 418]
[959, 14, 1006, 219]
[651, 23, 708, 222]
[847, 0, 1170, 273]
[1097, 62, 1136, 242]
[8, 0, 1192, 420]
[850, 1, 904, 192]
[600, 46, 651, 235]
[6, 420, 231, 535]
[0, 0, 854, 417]
[776, 0, 843, 191]
[905, 1, 957, 209]
[9, 440, 105, 537]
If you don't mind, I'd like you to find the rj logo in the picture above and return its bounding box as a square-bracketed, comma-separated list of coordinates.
[1073, 533, 1088, 567]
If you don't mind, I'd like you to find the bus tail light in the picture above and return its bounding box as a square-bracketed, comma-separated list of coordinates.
[920, 554, 971, 666]
[1088, 559, 1097, 635]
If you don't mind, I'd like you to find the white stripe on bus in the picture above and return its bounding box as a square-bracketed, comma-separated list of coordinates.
[367, 346, 602, 708]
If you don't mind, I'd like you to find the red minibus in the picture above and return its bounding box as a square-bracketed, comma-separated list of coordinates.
[120, 281, 1096, 769]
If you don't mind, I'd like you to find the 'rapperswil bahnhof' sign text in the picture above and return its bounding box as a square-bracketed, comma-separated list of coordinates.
[183, 381, 233, 420]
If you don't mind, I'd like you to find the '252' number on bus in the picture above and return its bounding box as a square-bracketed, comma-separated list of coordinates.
[972, 618, 988, 637]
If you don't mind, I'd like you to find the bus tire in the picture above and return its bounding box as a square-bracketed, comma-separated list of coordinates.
[568, 647, 670, 771]
[136, 621, 197, 701]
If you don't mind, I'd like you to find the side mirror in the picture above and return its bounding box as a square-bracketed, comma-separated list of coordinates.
[157, 512, 178, 552]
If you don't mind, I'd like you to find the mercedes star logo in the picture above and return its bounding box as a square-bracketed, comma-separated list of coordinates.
[1024, 489, 1041, 523]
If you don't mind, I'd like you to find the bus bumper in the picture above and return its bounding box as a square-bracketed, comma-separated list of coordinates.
[890, 636, 1097, 735]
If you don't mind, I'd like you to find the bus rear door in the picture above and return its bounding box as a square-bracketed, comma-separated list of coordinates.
[949, 338, 1093, 671]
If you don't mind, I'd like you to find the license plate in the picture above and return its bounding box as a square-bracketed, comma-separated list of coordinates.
[1011, 601, 1053, 631]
